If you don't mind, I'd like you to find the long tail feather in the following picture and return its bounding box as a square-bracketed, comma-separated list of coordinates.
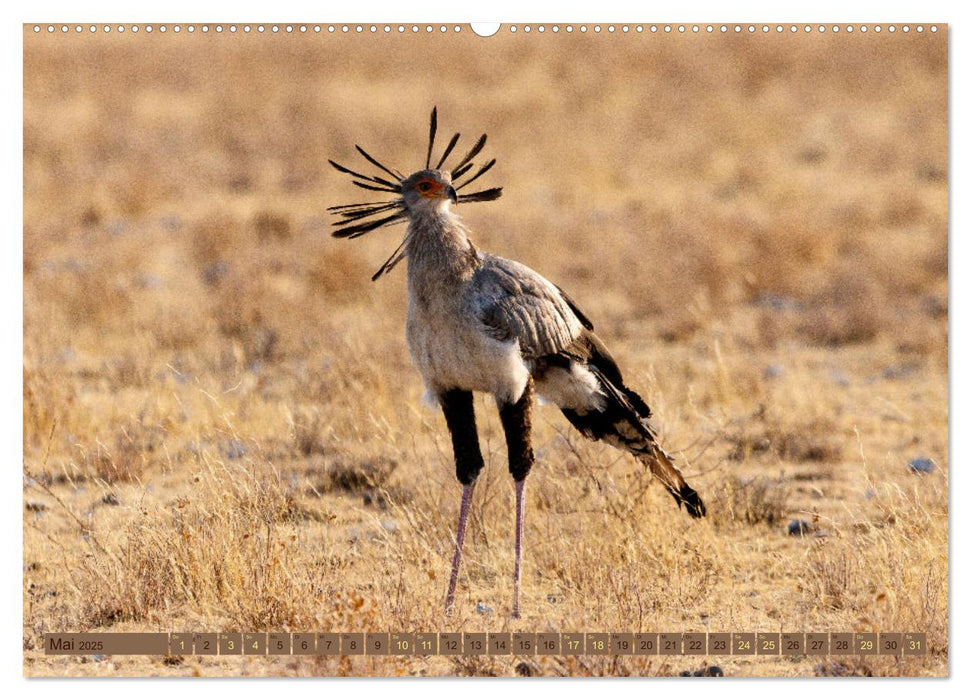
[551, 331, 706, 519]
[638, 448, 706, 518]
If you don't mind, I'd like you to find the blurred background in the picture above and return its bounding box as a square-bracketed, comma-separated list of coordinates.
[24, 29, 947, 362]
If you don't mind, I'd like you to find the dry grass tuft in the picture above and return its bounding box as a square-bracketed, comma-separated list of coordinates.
[712, 475, 790, 527]
[76, 457, 319, 631]
[311, 457, 399, 495]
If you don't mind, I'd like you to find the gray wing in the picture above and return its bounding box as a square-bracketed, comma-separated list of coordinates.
[469, 254, 593, 358]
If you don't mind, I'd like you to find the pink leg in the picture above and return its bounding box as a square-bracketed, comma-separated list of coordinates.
[445, 482, 475, 615]
[512, 479, 526, 619]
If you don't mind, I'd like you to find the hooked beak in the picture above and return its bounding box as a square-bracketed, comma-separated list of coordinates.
[446, 185, 457, 204]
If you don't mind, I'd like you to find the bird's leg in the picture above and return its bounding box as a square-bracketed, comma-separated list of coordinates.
[445, 481, 474, 615]
[512, 479, 526, 619]
[440, 389, 484, 616]
[498, 379, 534, 619]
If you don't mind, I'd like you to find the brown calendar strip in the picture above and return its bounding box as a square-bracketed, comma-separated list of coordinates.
[43, 632, 928, 657]
[44, 633, 169, 655]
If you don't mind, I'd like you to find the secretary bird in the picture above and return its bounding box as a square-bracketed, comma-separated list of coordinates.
[329, 108, 706, 618]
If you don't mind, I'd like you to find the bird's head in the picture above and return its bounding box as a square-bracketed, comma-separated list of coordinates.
[400, 169, 457, 212]
[328, 107, 502, 279]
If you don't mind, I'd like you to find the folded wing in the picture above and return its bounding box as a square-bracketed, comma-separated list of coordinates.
[471, 254, 591, 358]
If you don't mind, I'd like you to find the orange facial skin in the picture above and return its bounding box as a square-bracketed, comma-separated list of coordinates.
[415, 178, 447, 198]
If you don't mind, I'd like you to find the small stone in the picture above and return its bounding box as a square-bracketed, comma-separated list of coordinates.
[788, 519, 812, 536]
[24, 501, 48, 513]
[101, 493, 120, 506]
[908, 457, 935, 474]
[475, 601, 494, 615]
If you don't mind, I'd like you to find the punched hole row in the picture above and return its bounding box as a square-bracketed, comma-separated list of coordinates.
[31, 24, 466, 34]
[508, 24, 937, 34]
[31, 24, 940, 35]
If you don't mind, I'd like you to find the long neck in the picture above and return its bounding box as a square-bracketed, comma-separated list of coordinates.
[405, 208, 479, 287]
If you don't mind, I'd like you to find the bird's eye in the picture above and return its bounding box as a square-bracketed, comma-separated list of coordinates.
[417, 181, 432, 192]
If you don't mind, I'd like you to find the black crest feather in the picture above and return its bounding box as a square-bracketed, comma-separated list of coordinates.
[457, 187, 503, 203]
[436, 132, 461, 170]
[330, 108, 502, 281]
[451, 134, 487, 174]
[425, 107, 438, 169]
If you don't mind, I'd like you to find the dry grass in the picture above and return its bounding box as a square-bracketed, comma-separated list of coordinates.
[23, 27, 947, 677]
